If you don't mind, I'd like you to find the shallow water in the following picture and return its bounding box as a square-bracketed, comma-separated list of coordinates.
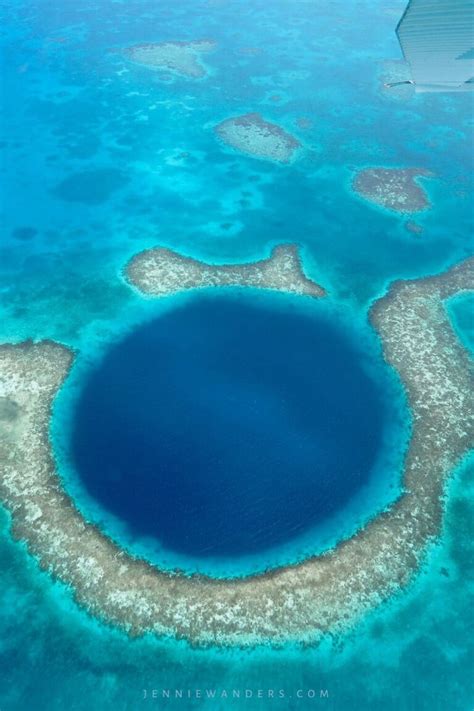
[0, 0, 473, 707]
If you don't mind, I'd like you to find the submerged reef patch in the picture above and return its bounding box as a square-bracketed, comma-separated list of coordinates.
[53, 168, 127, 205]
[405, 220, 424, 236]
[123, 40, 216, 79]
[125, 243, 325, 298]
[12, 226, 38, 241]
[214, 113, 301, 163]
[0, 258, 473, 646]
[352, 167, 434, 214]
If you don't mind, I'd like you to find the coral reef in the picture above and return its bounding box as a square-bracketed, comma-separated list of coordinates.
[125, 244, 325, 298]
[405, 220, 424, 235]
[124, 40, 216, 79]
[0, 258, 472, 646]
[215, 113, 301, 163]
[353, 167, 434, 213]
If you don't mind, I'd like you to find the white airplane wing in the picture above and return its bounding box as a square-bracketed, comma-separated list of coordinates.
[396, 0, 474, 92]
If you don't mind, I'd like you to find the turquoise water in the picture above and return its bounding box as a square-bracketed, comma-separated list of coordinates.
[0, 0, 473, 708]
[448, 293, 474, 355]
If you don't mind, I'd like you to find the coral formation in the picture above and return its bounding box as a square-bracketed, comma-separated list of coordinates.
[125, 244, 325, 298]
[353, 167, 434, 213]
[0, 258, 472, 646]
[215, 113, 301, 163]
[124, 40, 215, 79]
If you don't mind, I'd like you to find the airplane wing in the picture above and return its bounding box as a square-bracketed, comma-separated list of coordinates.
[396, 0, 474, 91]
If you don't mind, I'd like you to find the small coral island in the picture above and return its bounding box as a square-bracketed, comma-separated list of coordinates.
[353, 167, 434, 213]
[123, 40, 216, 79]
[0, 253, 473, 647]
[125, 244, 325, 298]
[215, 113, 301, 163]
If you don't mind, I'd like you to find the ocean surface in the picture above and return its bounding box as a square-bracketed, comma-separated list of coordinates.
[68, 292, 405, 574]
[0, 0, 473, 709]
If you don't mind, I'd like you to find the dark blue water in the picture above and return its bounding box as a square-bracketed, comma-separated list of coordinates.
[72, 294, 387, 559]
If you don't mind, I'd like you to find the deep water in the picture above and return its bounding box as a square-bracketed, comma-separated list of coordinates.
[71, 293, 392, 563]
[0, 0, 473, 708]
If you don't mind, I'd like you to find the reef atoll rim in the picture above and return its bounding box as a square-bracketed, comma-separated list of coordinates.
[353, 167, 434, 214]
[123, 39, 216, 79]
[215, 113, 301, 163]
[125, 243, 325, 298]
[0, 257, 473, 647]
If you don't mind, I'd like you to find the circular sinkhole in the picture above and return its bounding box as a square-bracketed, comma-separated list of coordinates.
[70, 293, 400, 565]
